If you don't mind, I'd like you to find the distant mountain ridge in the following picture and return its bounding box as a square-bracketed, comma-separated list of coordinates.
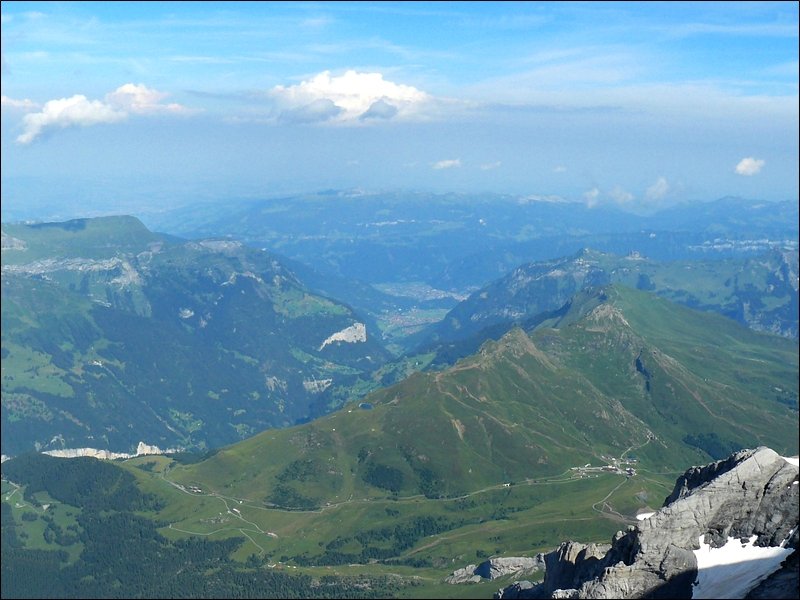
[145, 193, 799, 292]
[413, 247, 799, 362]
[1, 216, 389, 455]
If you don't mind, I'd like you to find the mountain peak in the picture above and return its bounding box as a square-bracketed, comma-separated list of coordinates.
[584, 301, 630, 329]
[573, 247, 605, 259]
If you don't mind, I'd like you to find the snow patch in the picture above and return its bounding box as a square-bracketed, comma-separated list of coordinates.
[319, 322, 366, 350]
[782, 456, 799, 466]
[692, 534, 794, 599]
[636, 511, 656, 521]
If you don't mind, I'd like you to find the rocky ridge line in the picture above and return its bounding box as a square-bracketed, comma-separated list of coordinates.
[496, 447, 799, 599]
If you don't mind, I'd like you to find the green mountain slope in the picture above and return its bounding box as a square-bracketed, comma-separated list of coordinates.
[2, 286, 796, 596]
[1, 217, 390, 455]
[176, 285, 798, 510]
[416, 248, 799, 359]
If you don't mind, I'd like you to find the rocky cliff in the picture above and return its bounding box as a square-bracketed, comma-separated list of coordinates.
[496, 447, 799, 599]
[446, 555, 546, 584]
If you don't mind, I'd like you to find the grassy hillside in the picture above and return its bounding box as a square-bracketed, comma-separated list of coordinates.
[2, 285, 796, 597]
[1, 217, 390, 455]
[175, 286, 797, 509]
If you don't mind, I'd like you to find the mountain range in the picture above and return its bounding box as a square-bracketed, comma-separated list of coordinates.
[173, 284, 797, 513]
[1, 202, 798, 599]
[413, 247, 798, 363]
[145, 193, 799, 294]
[1, 266, 797, 598]
[1, 216, 389, 455]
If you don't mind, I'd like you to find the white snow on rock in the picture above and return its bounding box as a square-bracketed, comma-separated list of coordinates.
[319, 322, 366, 350]
[636, 511, 656, 521]
[691, 534, 794, 599]
[782, 456, 799, 466]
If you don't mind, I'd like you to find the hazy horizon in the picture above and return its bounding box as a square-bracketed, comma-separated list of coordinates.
[2, 1, 798, 220]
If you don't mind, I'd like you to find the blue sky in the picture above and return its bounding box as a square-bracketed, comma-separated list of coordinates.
[1, 1, 798, 218]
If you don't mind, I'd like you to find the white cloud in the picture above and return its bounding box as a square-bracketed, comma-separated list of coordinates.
[583, 187, 600, 208]
[609, 185, 634, 204]
[735, 157, 765, 176]
[280, 98, 342, 124]
[15, 83, 191, 144]
[480, 161, 502, 170]
[1, 95, 39, 111]
[269, 70, 430, 123]
[300, 16, 334, 29]
[645, 176, 670, 202]
[520, 194, 566, 204]
[359, 99, 399, 121]
[17, 95, 126, 144]
[168, 55, 234, 65]
[432, 158, 461, 170]
[553, 165, 567, 173]
[105, 83, 188, 114]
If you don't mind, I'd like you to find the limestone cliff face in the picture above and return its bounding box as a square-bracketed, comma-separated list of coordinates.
[41, 441, 170, 461]
[446, 556, 546, 584]
[496, 447, 799, 599]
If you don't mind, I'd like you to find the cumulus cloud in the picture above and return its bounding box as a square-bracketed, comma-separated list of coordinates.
[609, 185, 634, 204]
[735, 157, 765, 176]
[645, 176, 670, 202]
[280, 98, 342, 124]
[583, 187, 600, 208]
[1, 95, 39, 111]
[105, 83, 188, 114]
[359, 98, 399, 121]
[15, 83, 190, 144]
[269, 70, 430, 124]
[17, 95, 126, 144]
[432, 158, 461, 170]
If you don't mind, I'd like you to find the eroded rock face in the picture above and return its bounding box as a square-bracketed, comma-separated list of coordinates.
[497, 580, 538, 599]
[447, 555, 546, 584]
[478, 556, 547, 580]
[445, 564, 481, 584]
[538, 542, 611, 597]
[496, 447, 799, 599]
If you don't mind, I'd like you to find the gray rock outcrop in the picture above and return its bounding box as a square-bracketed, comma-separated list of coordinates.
[446, 564, 482, 584]
[495, 447, 799, 599]
[447, 555, 545, 584]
